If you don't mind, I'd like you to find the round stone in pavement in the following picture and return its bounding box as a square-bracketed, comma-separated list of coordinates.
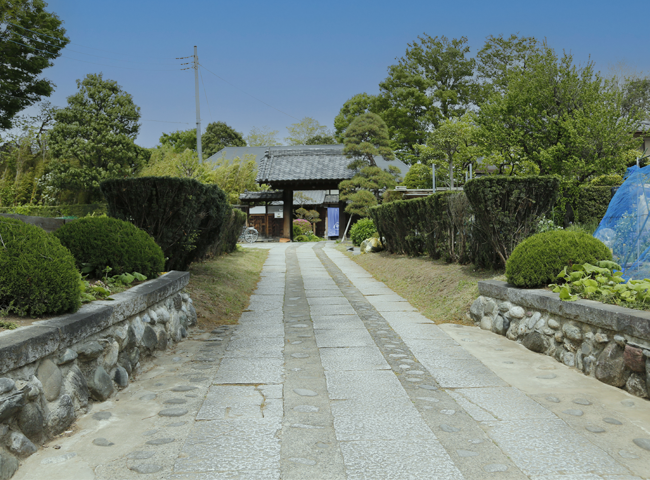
[406, 378, 422, 382]
[619, 450, 640, 459]
[457, 450, 478, 457]
[129, 464, 163, 474]
[419, 385, 438, 391]
[189, 377, 208, 383]
[546, 396, 560, 403]
[140, 394, 157, 401]
[291, 353, 309, 358]
[171, 386, 197, 392]
[93, 438, 114, 447]
[291, 341, 303, 345]
[167, 422, 187, 427]
[604, 417, 623, 425]
[293, 389, 317, 396]
[294, 405, 319, 413]
[484, 464, 508, 473]
[537, 374, 557, 379]
[291, 324, 309, 328]
[563, 409, 583, 416]
[158, 408, 188, 417]
[163, 398, 187, 405]
[441, 410, 456, 415]
[154, 383, 164, 386]
[146, 438, 174, 445]
[440, 424, 460, 433]
[93, 412, 112, 420]
[192, 365, 212, 370]
[633, 438, 650, 451]
[586, 426, 605, 433]
[143, 430, 158, 436]
[573, 398, 591, 405]
[128, 451, 155, 459]
[408, 370, 425, 375]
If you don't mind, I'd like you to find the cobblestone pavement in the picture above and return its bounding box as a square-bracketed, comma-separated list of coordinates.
[15, 242, 650, 479]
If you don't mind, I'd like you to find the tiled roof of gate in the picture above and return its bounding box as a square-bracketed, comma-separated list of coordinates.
[256, 146, 356, 183]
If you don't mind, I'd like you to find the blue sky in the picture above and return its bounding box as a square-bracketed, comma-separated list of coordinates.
[24, 0, 650, 147]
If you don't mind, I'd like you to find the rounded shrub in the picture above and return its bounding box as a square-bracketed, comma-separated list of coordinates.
[350, 218, 378, 247]
[505, 230, 612, 288]
[53, 216, 164, 278]
[0, 218, 81, 316]
[295, 235, 308, 242]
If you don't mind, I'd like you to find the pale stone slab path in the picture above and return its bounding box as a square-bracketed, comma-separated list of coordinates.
[13, 242, 650, 480]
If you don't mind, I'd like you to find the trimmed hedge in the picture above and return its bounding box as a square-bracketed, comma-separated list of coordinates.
[370, 191, 473, 263]
[202, 209, 247, 259]
[350, 218, 377, 247]
[101, 177, 231, 271]
[505, 230, 612, 288]
[53, 216, 165, 278]
[554, 183, 612, 226]
[0, 217, 81, 316]
[0, 203, 107, 218]
[465, 176, 559, 269]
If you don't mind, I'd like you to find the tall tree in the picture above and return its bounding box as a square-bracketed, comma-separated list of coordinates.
[339, 166, 398, 216]
[245, 126, 281, 146]
[201, 121, 246, 158]
[376, 35, 477, 164]
[334, 93, 377, 141]
[343, 113, 394, 169]
[45, 73, 147, 201]
[305, 134, 337, 145]
[477, 45, 641, 181]
[159, 128, 196, 153]
[285, 117, 330, 145]
[0, 0, 69, 132]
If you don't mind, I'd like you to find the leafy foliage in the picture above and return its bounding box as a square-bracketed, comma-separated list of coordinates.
[245, 126, 281, 146]
[339, 166, 398, 217]
[402, 163, 432, 189]
[505, 230, 611, 288]
[209, 155, 261, 204]
[0, 217, 80, 316]
[550, 261, 650, 308]
[200, 209, 247, 259]
[79, 269, 147, 303]
[305, 134, 337, 145]
[370, 191, 473, 263]
[350, 218, 377, 246]
[53, 216, 164, 278]
[285, 117, 331, 145]
[0, 0, 69, 131]
[334, 93, 377, 141]
[159, 128, 197, 153]
[343, 113, 394, 169]
[101, 176, 231, 271]
[201, 121, 246, 158]
[0, 203, 106, 217]
[464, 175, 560, 269]
[293, 218, 312, 235]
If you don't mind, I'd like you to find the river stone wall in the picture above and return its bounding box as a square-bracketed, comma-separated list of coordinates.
[472, 280, 650, 401]
[0, 271, 196, 479]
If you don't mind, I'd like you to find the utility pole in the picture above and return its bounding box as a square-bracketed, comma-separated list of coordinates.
[194, 46, 203, 163]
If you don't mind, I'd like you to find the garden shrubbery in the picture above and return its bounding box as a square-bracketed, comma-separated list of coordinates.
[54, 216, 164, 278]
[0, 217, 81, 316]
[350, 218, 378, 247]
[101, 177, 231, 271]
[505, 230, 612, 288]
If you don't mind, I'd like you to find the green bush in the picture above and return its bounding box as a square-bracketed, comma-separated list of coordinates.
[293, 219, 312, 235]
[292, 224, 302, 238]
[202, 209, 247, 259]
[0, 218, 81, 316]
[308, 234, 322, 242]
[350, 218, 378, 246]
[101, 177, 231, 271]
[0, 204, 106, 218]
[54, 216, 165, 278]
[465, 175, 559, 269]
[505, 230, 612, 288]
[295, 235, 308, 242]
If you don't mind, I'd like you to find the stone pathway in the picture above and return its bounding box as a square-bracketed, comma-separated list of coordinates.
[13, 242, 650, 479]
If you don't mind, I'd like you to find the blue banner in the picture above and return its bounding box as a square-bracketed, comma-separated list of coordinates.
[327, 208, 339, 237]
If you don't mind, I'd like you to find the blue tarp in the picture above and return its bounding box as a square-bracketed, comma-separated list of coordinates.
[327, 208, 339, 237]
[594, 165, 650, 279]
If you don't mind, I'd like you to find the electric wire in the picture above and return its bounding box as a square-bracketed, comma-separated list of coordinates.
[2, 21, 179, 62]
[3, 26, 178, 66]
[199, 63, 300, 121]
[4, 38, 180, 72]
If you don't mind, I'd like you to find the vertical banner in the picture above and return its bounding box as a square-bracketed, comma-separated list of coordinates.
[327, 208, 339, 237]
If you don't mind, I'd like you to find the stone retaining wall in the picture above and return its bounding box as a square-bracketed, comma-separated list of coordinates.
[0, 272, 196, 479]
[472, 280, 650, 401]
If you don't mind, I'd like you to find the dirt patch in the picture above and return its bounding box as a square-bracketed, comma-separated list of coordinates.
[186, 247, 268, 329]
[340, 245, 504, 324]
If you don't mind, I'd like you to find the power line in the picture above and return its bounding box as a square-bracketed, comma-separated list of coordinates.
[5, 38, 179, 72]
[2, 21, 179, 62]
[199, 64, 300, 121]
[4, 26, 178, 66]
[199, 68, 213, 122]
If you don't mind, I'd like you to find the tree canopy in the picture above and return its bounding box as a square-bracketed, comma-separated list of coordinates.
[201, 121, 246, 158]
[285, 117, 331, 145]
[402, 163, 432, 189]
[246, 126, 282, 146]
[0, 0, 69, 132]
[305, 134, 337, 145]
[339, 166, 398, 217]
[343, 113, 394, 169]
[334, 93, 377, 141]
[476, 45, 641, 181]
[159, 128, 196, 153]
